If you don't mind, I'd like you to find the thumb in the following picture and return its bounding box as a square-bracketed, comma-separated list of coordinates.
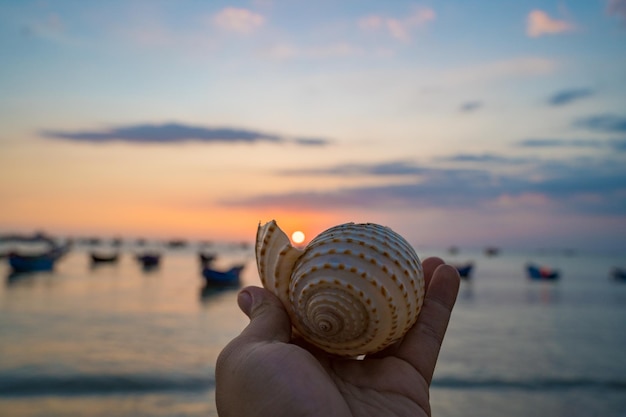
[236, 286, 292, 343]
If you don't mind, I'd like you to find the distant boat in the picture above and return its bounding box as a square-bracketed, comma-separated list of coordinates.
[135, 253, 161, 269]
[453, 262, 474, 280]
[198, 252, 217, 265]
[484, 247, 500, 257]
[167, 239, 187, 249]
[8, 245, 69, 273]
[526, 263, 560, 280]
[90, 252, 119, 264]
[610, 267, 626, 281]
[202, 264, 244, 287]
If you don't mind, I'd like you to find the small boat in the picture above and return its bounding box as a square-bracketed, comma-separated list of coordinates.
[167, 239, 187, 249]
[202, 264, 244, 287]
[135, 253, 161, 269]
[610, 267, 626, 281]
[526, 263, 560, 280]
[8, 245, 68, 273]
[198, 252, 217, 265]
[484, 246, 500, 257]
[90, 252, 119, 264]
[453, 262, 474, 280]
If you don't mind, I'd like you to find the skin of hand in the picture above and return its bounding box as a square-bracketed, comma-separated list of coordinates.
[215, 257, 460, 417]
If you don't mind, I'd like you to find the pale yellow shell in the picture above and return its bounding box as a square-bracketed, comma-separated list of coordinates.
[255, 220, 425, 357]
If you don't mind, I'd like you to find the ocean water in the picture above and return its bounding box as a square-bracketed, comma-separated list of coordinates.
[0, 242, 625, 417]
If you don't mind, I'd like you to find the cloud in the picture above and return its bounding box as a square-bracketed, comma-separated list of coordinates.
[222, 158, 626, 216]
[575, 114, 626, 133]
[526, 10, 575, 37]
[547, 88, 594, 106]
[358, 7, 435, 42]
[518, 138, 626, 152]
[292, 137, 329, 146]
[441, 57, 559, 86]
[264, 42, 365, 60]
[41, 122, 331, 146]
[279, 160, 428, 177]
[211, 7, 265, 35]
[517, 138, 603, 148]
[441, 153, 531, 164]
[20, 12, 82, 47]
[607, 0, 626, 23]
[459, 101, 483, 113]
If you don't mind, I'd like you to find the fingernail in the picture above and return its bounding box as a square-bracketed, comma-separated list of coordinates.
[237, 289, 253, 316]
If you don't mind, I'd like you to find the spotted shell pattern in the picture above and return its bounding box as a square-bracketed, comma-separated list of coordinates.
[255, 220, 425, 357]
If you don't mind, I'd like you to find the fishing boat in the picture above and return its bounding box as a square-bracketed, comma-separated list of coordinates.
[453, 262, 474, 280]
[90, 252, 119, 264]
[202, 264, 244, 287]
[526, 263, 560, 280]
[198, 252, 217, 265]
[8, 245, 69, 273]
[484, 246, 500, 257]
[135, 253, 161, 269]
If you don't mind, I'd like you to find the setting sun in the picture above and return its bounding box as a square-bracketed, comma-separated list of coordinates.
[291, 230, 305, 244]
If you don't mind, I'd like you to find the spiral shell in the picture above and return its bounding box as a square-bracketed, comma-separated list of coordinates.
[255, 220, 425, 357]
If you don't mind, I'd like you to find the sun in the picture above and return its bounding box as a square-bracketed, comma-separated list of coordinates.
[291, 230, 305, 244]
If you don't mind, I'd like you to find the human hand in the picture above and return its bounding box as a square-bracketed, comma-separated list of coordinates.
[215, 257, 460, 417]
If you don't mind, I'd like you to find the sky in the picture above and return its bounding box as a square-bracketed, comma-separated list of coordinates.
[1, 0, 625, 253]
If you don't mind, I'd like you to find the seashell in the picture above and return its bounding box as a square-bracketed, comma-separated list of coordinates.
[255, 220, 425, 357]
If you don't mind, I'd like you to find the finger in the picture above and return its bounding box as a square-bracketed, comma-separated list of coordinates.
[216, 286, 293, 387]
[423, 256, 445, 288]
[394, 264, 460, 384]
[234, 286, 292, 343]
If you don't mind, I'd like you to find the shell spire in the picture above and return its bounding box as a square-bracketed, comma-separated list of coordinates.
[256, 220, 304, 309]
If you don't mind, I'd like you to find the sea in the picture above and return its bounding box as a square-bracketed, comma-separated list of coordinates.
[1, 240, 625, 417]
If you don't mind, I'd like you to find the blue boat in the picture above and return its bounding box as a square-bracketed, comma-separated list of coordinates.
[135, 253, 161, 269]
[453, 262, 474, 280]
[526, 263, 560, 280]
[202, 264, 244, 287]
[8, 245, 69, 273]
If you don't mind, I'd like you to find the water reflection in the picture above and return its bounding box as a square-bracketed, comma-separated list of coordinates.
[5, 270, 55, 288]
[459, 281, 475, 302]
[199, 284, 239, 304]
[525, 282, 560, 305]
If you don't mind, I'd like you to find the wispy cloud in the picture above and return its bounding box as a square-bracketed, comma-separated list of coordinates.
[526, 10, 575, 37]
[278, 160, 428, 177]
[575, 114, 626, 133]
[264, 42, 366, 60]
[358, 7, 435, 42]
[20, 12, 83, 47]
[459, 101, 483, 113]
[41, 123, 331, 146]
[441, 153, 531, 164]
[223, 158, 626, 215]
[441, 57, 559, 86]
[547, 88, 594, 106]
[211, 7, 265, 35]
[518, 138, 604, 148]
[607, 0, 626, 24]
[518, 138, 626, 152]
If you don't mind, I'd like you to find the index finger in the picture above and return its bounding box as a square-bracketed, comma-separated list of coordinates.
[394, 263, 460, 384]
